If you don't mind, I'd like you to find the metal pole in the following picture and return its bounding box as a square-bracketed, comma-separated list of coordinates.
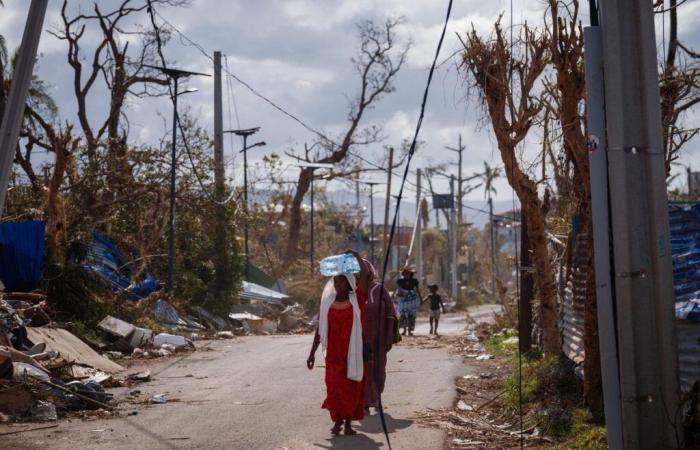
[518, 209, 533, 354]
[213, 52, 224, 196]
[382, 147, 394, 274]
[489, 197, 496, 303]
[167, 77, 179, 293]
[584, 25, 624, 450]
[310, 170, 315, 273]
[450, 175, 457, 299]
[599, 0, 682, 447]
[416, 169, 423, 284]
[212, 51, 227, 299]
[243, 134, 249, 281]
[0, 0, 48, 217]
[370, 184, 375, 265]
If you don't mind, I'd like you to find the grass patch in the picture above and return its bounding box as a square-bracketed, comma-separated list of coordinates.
[561, 408, 608, 449]
[502, 354, 556, 415]
[484, 329, 518, 356]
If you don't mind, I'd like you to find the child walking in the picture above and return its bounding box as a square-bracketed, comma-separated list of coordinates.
[426, 284, 445, 335]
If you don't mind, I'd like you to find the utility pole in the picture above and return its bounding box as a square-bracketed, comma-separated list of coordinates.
[225, 127, 265, 281]
[212, 51, 228, 300]
[145, 65, 209, 293]
[450, 175, 457, 299]
[382, 147, 394, 274]
[489, 197, 497, 303]
[446, 134, 465, 225]
[360, 181, 381, 266]
[392, 194, 402, 268]
[416, 169, 423, 284]
[0, 0, 48, 218]
[598, 0, 682, 447]
[584, 19, 624, 450]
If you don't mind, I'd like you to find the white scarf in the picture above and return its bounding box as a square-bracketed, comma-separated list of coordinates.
[318, 274, 363, 382]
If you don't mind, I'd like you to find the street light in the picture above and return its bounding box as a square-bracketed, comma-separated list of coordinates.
[296, 162, 334, 272]
[224, 127, 265, 281]
[358, 180, 382, 266]
[145, 65, 210, 293]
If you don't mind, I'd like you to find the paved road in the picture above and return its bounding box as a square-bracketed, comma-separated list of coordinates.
[3, 320, 466, 450]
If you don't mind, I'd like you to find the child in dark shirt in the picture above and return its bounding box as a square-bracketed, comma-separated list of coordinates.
[426, 284, 445, 335]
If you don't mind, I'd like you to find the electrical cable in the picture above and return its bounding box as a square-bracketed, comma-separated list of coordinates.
[509, 0, 524, 447]
[372, 1, 453, 448]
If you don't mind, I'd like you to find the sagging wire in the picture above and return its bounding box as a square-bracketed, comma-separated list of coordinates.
[372, 0, 453, 448]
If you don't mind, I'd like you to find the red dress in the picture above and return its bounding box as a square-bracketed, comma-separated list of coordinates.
[322, 302, 364, 422]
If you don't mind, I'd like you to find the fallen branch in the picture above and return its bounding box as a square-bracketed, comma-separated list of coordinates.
[0, 424, 59, 436]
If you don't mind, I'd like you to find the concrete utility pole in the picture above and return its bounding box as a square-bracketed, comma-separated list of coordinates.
[212, 51, 228, 299]
[446, 135, 465, 225]
[382, 147, 394, 274]
[598, 0, 682, 447]
[213, 52, 225, 199]
[416, 169, 423, 284]
[449, 176, 458, 298]
[584, 21, 624, 450]
[0, 0, 48, 218]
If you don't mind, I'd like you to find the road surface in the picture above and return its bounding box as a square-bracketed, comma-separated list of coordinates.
[3, 315, 471, 449]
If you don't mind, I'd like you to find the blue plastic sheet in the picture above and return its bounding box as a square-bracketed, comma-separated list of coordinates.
[0, 220, 46, 291]
[83, 232, 158, 300]
[670, 203, 700, 320]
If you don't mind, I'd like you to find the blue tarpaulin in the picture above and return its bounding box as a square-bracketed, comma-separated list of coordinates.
[83, 232, 158, 300]
[0, 220, 46, 291]
[670, 203, 700, 320]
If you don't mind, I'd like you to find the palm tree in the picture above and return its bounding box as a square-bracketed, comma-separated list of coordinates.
[476, 161, 501, 200]
[475, 161, 501, 302]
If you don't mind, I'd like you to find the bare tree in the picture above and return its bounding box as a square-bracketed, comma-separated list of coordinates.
[284, 18, 410, 262]
[460, 20, 561, 355]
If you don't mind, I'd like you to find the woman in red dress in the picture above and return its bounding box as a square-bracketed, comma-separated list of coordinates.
[307, 274, 364, 436]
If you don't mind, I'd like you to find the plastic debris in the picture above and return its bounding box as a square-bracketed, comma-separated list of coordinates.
[153, 333, 188, 349]
[151, 394, 168, 404]
[29, 401, 57, 421]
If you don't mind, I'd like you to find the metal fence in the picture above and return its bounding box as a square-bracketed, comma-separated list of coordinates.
[558, 203, 700, 392]
[560, 232, 588, 366]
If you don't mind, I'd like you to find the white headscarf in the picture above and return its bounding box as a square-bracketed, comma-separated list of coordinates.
[318, 273, 363, 382]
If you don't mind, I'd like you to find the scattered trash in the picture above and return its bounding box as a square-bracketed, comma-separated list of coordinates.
[457, 400, 474, 411]
[153, 333, 189, 349]
[98, 316, 135, 339]
[29, 401, 57, 421]
[0, 385, 35, 415]
[127, 370, 151, 382]
[462, 374, 479, 380]
[151, 394, 168, 404]
[475, 354, 495, 361]
[26, 327, 124, 373]
[103, 351, 123, 360]
[503, 336, 519, 345]
[465, 333, 480, 342]
[13, 362, 50, 383]
[132, 348, 144, 357]
[215, 331, 234, 339]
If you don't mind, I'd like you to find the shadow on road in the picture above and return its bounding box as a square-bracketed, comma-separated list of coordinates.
[314, 412, 412, 449]
[357, 411, 412, 434]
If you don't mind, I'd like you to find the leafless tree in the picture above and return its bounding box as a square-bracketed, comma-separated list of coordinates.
[284, 18, 410, 262]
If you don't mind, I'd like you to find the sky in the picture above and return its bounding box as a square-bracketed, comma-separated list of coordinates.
[2, 0, 700, 215]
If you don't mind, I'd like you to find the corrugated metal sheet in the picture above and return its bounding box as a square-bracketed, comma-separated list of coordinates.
[677, 321, 700, 393]
[240, 281, 288, 304]
[560, 233, 589, 366]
